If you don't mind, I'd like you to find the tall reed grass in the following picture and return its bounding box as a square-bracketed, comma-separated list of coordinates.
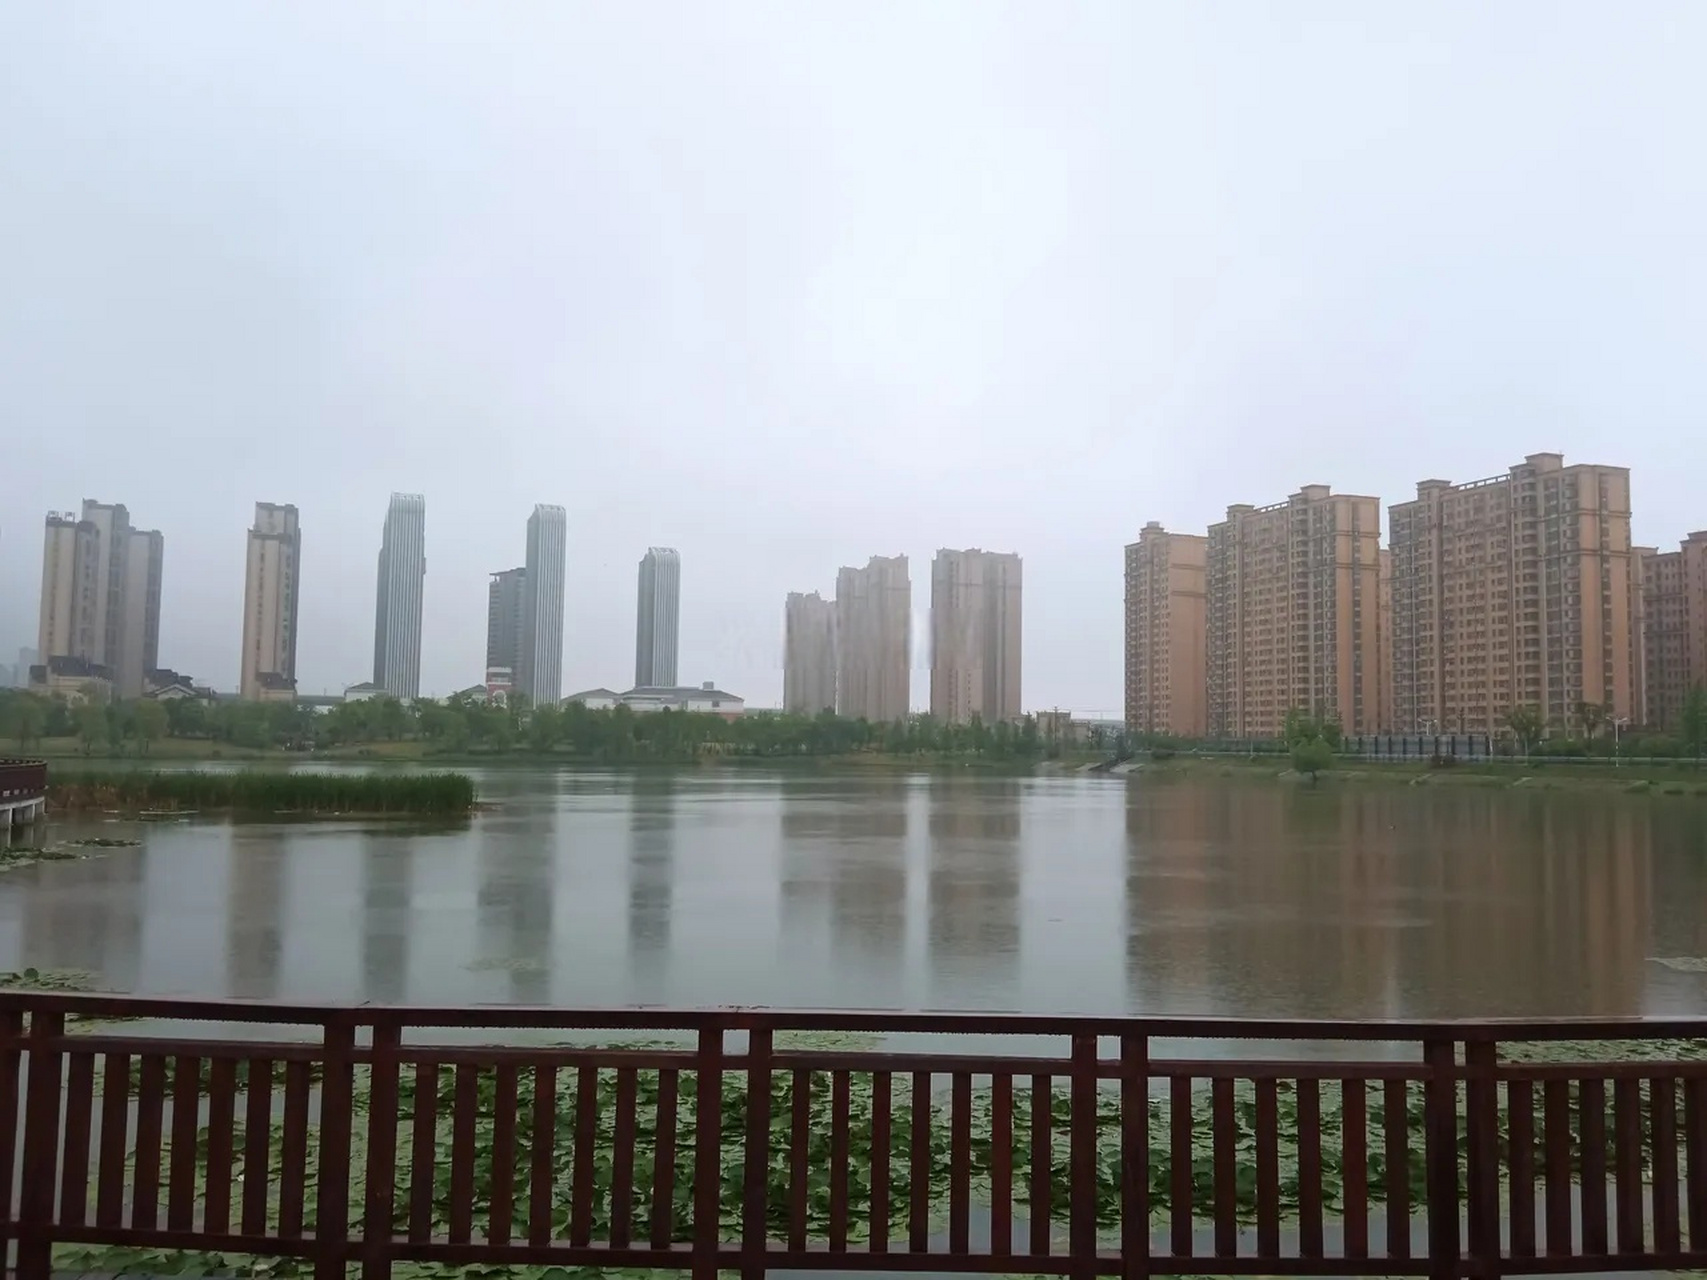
[49, 770, 476, 815]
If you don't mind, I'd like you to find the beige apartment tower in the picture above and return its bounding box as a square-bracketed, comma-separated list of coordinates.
[1637, 532, 1707, 730]
[836, 555, 910, 723]
[1123, 522, 1207, 736]
[783, 591, 837, 714]
[37, 513, 101, 665]
[36, 503, 164, 698]
[929, 549, 1022, 724]
[240, 502, 302, 701]
[1206, 485, 1383, 738]
[1388, 453, 1635, 734]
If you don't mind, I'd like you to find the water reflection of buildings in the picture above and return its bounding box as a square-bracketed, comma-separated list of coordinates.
[20, 842, 146, 988]
[227, 832, 287, 999]
[627, 775, 678, 1002]
[1123, 783, 1654, 1019]
[778, 779, 910, 999]
[926, 778, 1020, 1006]
[476, 802, 557, 1004]
[360, 830, 415, 1004]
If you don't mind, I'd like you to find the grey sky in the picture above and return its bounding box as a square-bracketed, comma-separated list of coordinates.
[3, 2, 1703, 711]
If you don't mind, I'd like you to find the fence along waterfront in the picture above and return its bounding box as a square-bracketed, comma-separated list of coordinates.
[5, 994, 1707, 1278]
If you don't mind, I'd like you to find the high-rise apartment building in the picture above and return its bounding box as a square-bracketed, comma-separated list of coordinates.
[240, 502, 301, 700]
[37, 513, 100, 666]
[1206, 485, 1383, 738]
[1637, 532, 1707, 730]
[1388, 454, 1635, 734]
[116, 528, 164, 699]
[635, 547, 681, 689]
[835, 554, 910, 723]
[783, 591, 837, 714]
[518, 504, 566, 706]
[485, 568, 526, 694]
[1124, 522, 1207, 736]
[929, 549, 1022, 724]
[36, 503, 163, 698]
[371, 493, 426, 699]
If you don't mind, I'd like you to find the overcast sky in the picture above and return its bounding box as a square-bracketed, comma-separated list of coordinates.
[3, 3, 1704, 711]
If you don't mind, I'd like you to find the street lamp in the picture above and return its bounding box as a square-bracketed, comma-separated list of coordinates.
[1613, 717, 1631, 767]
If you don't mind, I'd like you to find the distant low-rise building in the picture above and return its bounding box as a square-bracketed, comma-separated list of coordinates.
[622, 683, 745, 719]
[29, 655, 113, 704]
[343, 681, 386, 702]
[564, 687, 623, 710]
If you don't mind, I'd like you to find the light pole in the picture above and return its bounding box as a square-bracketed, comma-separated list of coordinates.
[1614, 717, 1630, 767]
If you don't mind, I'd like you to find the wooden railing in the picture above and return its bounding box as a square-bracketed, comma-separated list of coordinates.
[0, 759, 45, 803]
[5, 994, 1707, 1278]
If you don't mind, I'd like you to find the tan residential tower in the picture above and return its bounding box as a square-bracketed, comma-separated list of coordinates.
[835, 555, 910, 723]
[1123, 522, 1207, 736]
[929, 549, 1022, 724]
[240, 502, 302, 701]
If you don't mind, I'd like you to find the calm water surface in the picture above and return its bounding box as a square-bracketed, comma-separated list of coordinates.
[5, 768, 1707, 1019]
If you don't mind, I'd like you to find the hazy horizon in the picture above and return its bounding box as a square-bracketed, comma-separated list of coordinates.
[4, 3, 1704, 709]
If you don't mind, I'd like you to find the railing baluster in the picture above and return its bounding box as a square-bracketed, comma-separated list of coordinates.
[1653, 1075, 1681, 1254]
[830, 1068, 852, 1251]
[102, 1055, 136, 1235]
[58, 1050, 96, 1228]
[133, 1053, 168, 1232]
[167, 1054, 202, 1231]
[1614, 1075, 1645, 1254]
[692, 1027, 723, 1280]
[1169, 1075, 1193, 1259]
[610, 1065, 637, 1251]
[1508, 1077, 1536, 1258]
[407, 1061, 439, 1244]
[1212, 1076, 1236, 1258]
[1297, 1077, 1324, 1258]
[1342, 1078, 1368, 1260]
[989, 1071, 1011, 1258]
[741, 1029, 771, 1278]
[870, 1069, 892, 1253]
[489, 1063, 520, 1247]
[315, 1019, 357, 1280]
[1120, 1034, 1149, 1280]
[1543, 1077, 1572, 1257]
[278, 1059, 312, 1239]
[570, 1063, 598, 1246]
[788, 1067, 810, 1251]
[950, 1070, 971, 1256]
[1384, 1078, 1412, 1260]
[242, 1058, 275, 1236]
[204, 1057, 239, 1237]
[1070, 1036, 1096, 1280]
[910, 1069, 932, 1254]
[1581, 1078, 1609, 1255]
[649, 1067, 677, 1248]
[0, 1009, 20, 1247]
[362, 1024, 401, 1280]
[1255, 1077, 1280, 1259]
[527, 1063, 558, 1247]
[1029, 1071, 1051, 1257]
[447, 1064, 479, 1245]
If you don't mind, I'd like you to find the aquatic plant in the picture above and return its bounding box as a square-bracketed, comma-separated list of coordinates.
[49, 770, 477, 816]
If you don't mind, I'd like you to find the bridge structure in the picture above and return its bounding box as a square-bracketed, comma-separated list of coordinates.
[0, 758, 45, 848]
[4, 994, 1707, 1279]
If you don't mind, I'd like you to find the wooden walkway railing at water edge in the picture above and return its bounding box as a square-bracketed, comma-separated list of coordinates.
[5, 994, 1707, 1278]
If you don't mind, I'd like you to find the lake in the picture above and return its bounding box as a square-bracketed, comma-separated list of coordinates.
[5, 767, 1707, 1019]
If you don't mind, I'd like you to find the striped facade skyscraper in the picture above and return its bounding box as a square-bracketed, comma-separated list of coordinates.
[518, 504, 566, 706]
[372, 492, 426, 699]
[635, 547, 681, 688]
[240, 502, 301, 700]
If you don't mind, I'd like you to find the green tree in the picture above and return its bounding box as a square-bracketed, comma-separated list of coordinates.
[130, 700, 168, 754]
[1575, 701, 1606, 744]
[75, 700, 110, 756]
[1291, 736, 1335, 782]
[1682, 685, 1707, 767]
[1505, 705, 1544, 759]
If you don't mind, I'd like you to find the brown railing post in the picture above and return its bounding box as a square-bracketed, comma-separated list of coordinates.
[1423, 1037, 1462, 1280]
[16, 1009, 66, 1280]
[1070, 1034, 1098, 1280]
[694, 1024, 724, 1280]
[0, 1008, 23, 1258]
[742, 1027, 773, 1279]
[363, 1020, 403, 1280]
[1464, 1039, 1503, 1278]
[1119, 1033, 1149, 1280]
[315, 1015, 358, 1280]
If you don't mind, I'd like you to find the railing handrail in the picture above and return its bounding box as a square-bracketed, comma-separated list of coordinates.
[6, 988, 1707, 1040]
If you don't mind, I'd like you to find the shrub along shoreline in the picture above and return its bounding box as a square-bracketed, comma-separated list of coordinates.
[47, 769, 477, 816]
